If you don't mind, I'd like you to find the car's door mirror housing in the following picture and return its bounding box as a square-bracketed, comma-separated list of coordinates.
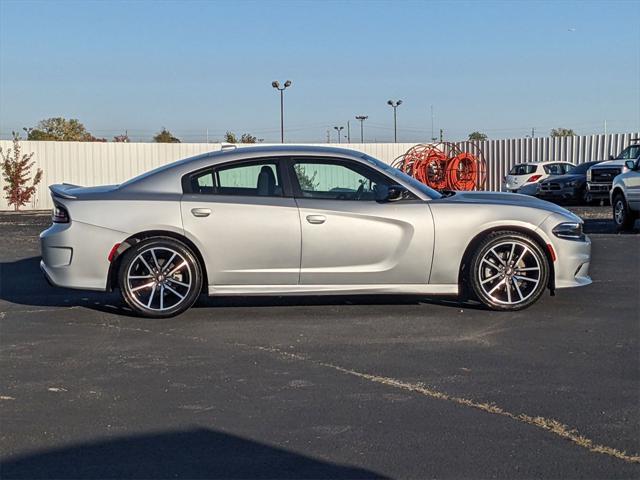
[609, 155, 615, 160]
[625, 160, 638, 171]
[376, 184, 407, 202]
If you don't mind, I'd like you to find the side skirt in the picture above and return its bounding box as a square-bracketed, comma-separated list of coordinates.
[207, 284, 458, 296]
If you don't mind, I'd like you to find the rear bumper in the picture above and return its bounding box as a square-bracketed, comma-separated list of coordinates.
[40, 221, 126, 291]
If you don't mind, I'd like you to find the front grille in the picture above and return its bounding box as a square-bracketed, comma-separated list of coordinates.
[539, 182, 561, 192]
[591, 168, 621, 184]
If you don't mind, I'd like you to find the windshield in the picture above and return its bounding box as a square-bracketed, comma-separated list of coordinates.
[361, 154, 442, 199]
[616, 145, 640, 160]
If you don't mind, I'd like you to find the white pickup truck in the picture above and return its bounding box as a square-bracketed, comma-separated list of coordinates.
[586, 142, 640, 203]
[610, 158, 640, 231]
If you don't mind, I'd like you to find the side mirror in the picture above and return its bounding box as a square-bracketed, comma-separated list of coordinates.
[609, 155, 615, 160]
[625, 160, 638, 171]
[375, 184, 407, 202]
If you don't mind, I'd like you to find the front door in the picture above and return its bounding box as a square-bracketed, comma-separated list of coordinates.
[289, 157, 434, 285]
[181, 158, 300, 286]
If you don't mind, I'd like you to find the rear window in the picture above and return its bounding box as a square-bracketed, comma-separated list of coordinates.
[509, 164, 536, 175]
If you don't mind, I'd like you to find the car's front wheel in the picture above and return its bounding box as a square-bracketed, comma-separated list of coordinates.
[118, 237, 203, 318]
[612, 192, 636, 232]
[469, 231, 549, 311]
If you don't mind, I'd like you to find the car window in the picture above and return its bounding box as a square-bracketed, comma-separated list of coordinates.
[187, 160, 283, 196]
[292, 159, 390, 201]
[616, 145, 640, 160]
[509, 164, 536, 175]
[544, 164, 565, 175]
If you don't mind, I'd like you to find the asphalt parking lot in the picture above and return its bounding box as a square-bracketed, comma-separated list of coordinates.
[0, 209, 638, 479]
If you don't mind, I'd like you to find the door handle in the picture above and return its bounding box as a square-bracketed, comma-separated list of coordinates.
[191, 208, 211, 217]
[306, 215, 326, 224]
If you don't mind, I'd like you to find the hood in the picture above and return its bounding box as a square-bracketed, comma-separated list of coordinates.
[540, 173, 584, 184]
[591, 159, 627, 168]
[438, 191, 580, 218]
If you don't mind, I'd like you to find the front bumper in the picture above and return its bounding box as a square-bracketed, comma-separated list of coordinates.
[586, 182, 611, 199]
[537, 186, 580, 202]
[40, 221, 126, 291]
[537, 215, 592, 289]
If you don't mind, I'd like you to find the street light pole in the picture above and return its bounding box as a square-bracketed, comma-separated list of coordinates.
[333, 126, 344, 144]
[387, 100, 402, 143]
[272, 80, 292, 143]
[355, 115, 368, 143]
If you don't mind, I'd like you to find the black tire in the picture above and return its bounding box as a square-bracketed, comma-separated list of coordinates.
[612, 192, 636, 232]
[118, 237, 203, 318]
[469, 231, 549, 311]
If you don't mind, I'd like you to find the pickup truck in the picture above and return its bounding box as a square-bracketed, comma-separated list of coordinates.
[610, 158, 640, 231]
[586, 142, 640, 203]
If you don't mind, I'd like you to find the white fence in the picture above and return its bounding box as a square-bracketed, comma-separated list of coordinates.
[1, 133, 638, 210]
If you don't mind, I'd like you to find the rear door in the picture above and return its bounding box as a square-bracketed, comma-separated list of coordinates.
[288, 157, 434, 285]
[181, 157, 301, 286]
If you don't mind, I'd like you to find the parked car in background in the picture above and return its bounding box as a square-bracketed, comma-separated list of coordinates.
[610, 157, 640, 231]
[40, 145, 591, 317]
[586, 142, 640, 203]
[537, 161, 603, 204]
[504, 162, 575, 196]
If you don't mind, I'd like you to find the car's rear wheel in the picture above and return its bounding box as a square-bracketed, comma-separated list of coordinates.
[469, 231, 549, 311]
[118, 238, 202, 318]
[612, 192, 636, 231]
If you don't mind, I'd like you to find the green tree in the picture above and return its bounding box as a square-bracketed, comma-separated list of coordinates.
[24, 117, 101, 141]
[468, 131, 488, 141]
[240, 133, 257, 143]
[224, 131, 237, 143]
[1, 133, 43, 210]
[153, 128, 180, 143]
[550, 127, 576, 137]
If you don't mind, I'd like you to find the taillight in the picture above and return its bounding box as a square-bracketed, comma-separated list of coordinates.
[52, 204, 69, 223]
[526, 175, 542, 183]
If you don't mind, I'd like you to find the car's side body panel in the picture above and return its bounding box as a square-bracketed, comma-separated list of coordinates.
[295, 199, 434, 285]
[181, 194, 302, 285]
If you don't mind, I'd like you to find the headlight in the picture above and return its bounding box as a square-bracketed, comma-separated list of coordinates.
[552, 222, 585, 241]
[586, 169, 592, 181]
[566, 180, 580, 187]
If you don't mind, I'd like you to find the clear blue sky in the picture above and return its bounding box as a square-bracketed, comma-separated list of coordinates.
[1, 0, 638, 143]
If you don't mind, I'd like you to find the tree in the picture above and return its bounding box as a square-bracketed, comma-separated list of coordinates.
[153, 128, 180, 143]
[224, 131, 237, 143]
[550, 127, 576, 137]
[294, 165, 318, 191]
[113, 132, 130, 142]
[468, 131, 488, 141]
[1, 133, 43, 211]
[224, 131, 257, 143]
[24, 117, 100, 141]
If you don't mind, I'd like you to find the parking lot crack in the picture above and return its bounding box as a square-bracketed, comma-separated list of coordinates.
[237, 343, 640, 465]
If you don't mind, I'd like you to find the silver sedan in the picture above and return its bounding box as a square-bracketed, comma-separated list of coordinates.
[40, 145, 591, 317]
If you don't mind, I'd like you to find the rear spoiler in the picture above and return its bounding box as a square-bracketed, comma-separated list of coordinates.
[49, 183, 80, 199]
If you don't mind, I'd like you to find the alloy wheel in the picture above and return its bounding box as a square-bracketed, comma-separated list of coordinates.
[477, 240, 542, 305]
[126, 247, 193, 312]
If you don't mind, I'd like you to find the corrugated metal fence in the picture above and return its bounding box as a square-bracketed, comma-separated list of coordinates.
[1, 133, 637, 210]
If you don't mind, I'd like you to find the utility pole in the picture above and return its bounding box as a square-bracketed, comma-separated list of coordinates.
[326, 129, 330, 143]
[531, 127, 535, 138]
[206, 128, 209, 143]
[333, 126, 344, 144]
[347, 121, 351, 143]
[431, 105, 435, 142]
[439, 128, 443, 142]
[355, 115, 368, 143]
[604, 120, 607, 136]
